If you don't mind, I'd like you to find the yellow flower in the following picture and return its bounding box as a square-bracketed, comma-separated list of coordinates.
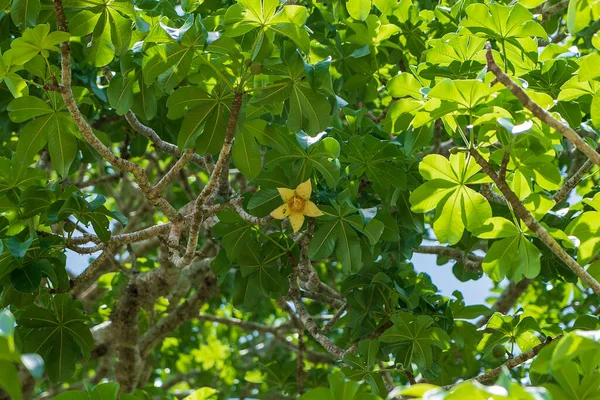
[270, 180, 323, 233]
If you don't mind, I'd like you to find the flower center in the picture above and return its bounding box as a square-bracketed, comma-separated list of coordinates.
[288, 196, 305, 213]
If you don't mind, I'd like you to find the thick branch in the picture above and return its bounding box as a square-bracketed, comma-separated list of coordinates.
[469, 148, 600, 295]
[287, 278, 347, 359]
[138, 272, 218, 357]
[485, 42, 600, 168]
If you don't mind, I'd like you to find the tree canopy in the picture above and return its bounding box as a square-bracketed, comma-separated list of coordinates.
[2, 0, 600, 399]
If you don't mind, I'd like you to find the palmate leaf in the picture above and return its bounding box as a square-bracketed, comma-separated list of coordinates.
[238, 241, 286, 296]
[287, 83, 331, 134]
[263, 126, 340, 188]
[474, 216, 542, 281]
[8, 24, 70, 65]
[379, 312, 450, 370]
[211, 211, 256, 261]
[477, 313, 542, 358]
[343, 135, 406, 199]
[224, 0, 310, 54]
[307, 202, 382, 274]
[460, 3, 548, 41]
[409, 153, 491, 245]
[425, 34, 487, 65]
[17, 294, 93, 383]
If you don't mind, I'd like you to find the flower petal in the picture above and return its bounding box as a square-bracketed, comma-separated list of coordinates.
[295, 180, 312, 200]
[277, 188, 295, 202]
[289, 212, 305, 233]
[303, 200, 323, 217]
[270, 203, 291, 219]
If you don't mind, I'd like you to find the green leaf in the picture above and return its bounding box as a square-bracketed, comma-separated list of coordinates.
[107, 72, 136, 116]
[567, 0, 594, 34]
[346, 0, 371, 21]
[387, 73, 424, 99]
[17, 294, 93, 383]
[428, 79, 495, 112]
[91, 382, 119, 400]
[410, 153, 491, 245]
[379, 312, 450, 370]
[578, 53, 600, 82]
[248, 189, 281, 217]
[16, 113, 54, 166]
[196, 103, 229, 155]
[592, 90, 600, 129]
[48, 115, 78, 177]
[182, 387, 219, 400]
[473, 217, 520, 239]
[53, 392, 90, 400]
[232, 129, 262, 179]
[288, 84, 331, 134]
[10, 0, 40, 30]
[7, 96, 53, 123]
[0, 360, 22, 400]
[460, 3, 548, 41]
[308, 220, 337, 260]
[6, 236, 33, 259]
[566, 211, 600, 264]
[178, 101, 218, 151]
[9, 24, 69, 64]
[68, 10, 101, 36]
[10, 261, 43, 293]
[85, 16, 115, 67]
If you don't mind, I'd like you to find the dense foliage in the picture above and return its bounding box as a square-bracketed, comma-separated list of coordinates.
[2, 0, 600, 398]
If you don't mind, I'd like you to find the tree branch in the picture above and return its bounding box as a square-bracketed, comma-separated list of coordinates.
[552, 159, 594, 204]
[181, 91, 244, 268]
[485, 42, 600, 168]
[442, 336, 560, 389]
[52, 3, 181, 222]
[469, 147, 600, 295]
[415, 245, 483, 271]
[124, 111, 207, 169]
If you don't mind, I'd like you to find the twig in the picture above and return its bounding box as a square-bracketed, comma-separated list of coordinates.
[442, 336, 560, 389]
[151, 149, 195, 195]
[415, 245, 483, 271]
[70, 245, 116, 290]
[300, 290, 346, 308]
[322, 304, 348, 334]
[125, 111, 206, 169]
[551, 159, 594, 204]
[75, 174, 122, 189]
[297, 328, 305, 394]
[498, 148, 510, 182]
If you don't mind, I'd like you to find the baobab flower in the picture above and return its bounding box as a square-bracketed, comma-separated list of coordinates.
[270, 180, 323, 233]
